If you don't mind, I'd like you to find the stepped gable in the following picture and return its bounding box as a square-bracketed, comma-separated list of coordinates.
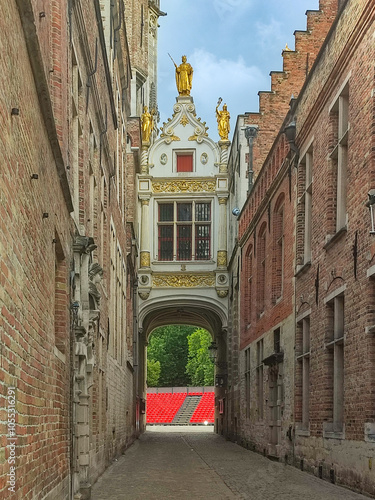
[246, 0, 338, 179]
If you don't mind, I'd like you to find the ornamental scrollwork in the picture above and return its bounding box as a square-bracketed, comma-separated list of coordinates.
[180, 115, 189, 127]
[152, 179, 216, 193]
[153, 273, 215, 288]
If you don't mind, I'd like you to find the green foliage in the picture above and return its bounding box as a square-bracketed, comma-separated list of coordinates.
[146, 359, 161, 387]
[186, 328, 214, 386]
[147, 325, 196, 387]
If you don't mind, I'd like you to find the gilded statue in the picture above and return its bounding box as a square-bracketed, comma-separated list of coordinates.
[216, 98, 230, 140]
[141, 105, 153, 143]
[170, 54, 193, 96]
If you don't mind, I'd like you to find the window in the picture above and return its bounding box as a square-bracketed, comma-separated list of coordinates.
[71, 51, 82, 218]
[325, 292, 345, 433]
[329, 82, 349, 233]
[298, 148, 313, 265]
[296, 315, 310, 430]
[257, 224, 267, 316]
[157, 201, 211, 261]
[256, 339, 264, 420]
[244, 347, 251, 419]
[244, 246, 253, 327]
[274, 328, 281, 353]
[54, 235, 67, 355]
[177, 153, 193, 172]
[272, 195, 284, 302]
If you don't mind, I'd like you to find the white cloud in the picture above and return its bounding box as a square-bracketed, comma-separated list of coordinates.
[213, 0, 254, 21]
[255, 19, 285, 51]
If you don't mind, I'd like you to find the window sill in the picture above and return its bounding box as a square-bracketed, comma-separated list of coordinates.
[323, 226, 347, 250]
[54, 346, 66, 364]
[323, 422, 345, 439]
[295, 261, 311, 278]
[295, 426, 310, 437]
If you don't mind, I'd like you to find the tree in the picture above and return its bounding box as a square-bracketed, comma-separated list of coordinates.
[147, 325, 196, 386]
[186, 328, 214, 386]
[147, 359, 161, 387]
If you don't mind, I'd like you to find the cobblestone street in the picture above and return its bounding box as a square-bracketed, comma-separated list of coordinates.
[91, 427, 369, 500]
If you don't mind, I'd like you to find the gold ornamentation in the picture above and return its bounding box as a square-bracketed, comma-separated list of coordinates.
[141, 199, 150, 206]
[152, 179, 215, 193]
[180, 115, 189, 127]
[140, 251, 150, 268]
[217, 251, 227, 267]
[173, 55, 193, 96]
[153, 273, 215, 288]
[141, 106, 153, 143]
[216, 289, 228, 298]
[216, 98, 230, 140]
[160, 127, 180, 142]
[218, 197, 228, 205]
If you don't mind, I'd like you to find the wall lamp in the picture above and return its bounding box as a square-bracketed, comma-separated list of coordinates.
[208, 341, 218, 361]
[366, 189, 375, 234]
[208, 341, 228, 370]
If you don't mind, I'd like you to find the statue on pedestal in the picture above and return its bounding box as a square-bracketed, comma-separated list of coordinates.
[170, 54, 193, 96]
[141, 106, 153, 143]
[216, 98, 230, 141]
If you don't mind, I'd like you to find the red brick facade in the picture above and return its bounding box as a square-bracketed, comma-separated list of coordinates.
[227, 0, 375, 495]
[0, 1, 158, 498]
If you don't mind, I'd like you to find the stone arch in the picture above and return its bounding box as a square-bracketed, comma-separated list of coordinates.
[139, 295, 227, 339]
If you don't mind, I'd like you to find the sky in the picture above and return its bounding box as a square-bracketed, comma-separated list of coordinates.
[157, 0, 319, 140]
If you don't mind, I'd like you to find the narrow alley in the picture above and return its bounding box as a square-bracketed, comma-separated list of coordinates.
[91, 428, 369, 500]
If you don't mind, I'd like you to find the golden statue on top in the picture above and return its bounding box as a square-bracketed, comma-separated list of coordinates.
[169, 54, 193, 96]
[216, 98, 230, 140]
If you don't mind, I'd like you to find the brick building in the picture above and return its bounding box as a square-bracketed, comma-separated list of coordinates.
[0, 1, 163, 499]
[227, 0, 375, 496]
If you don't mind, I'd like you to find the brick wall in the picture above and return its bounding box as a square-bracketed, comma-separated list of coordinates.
[0, 2, 73, 498]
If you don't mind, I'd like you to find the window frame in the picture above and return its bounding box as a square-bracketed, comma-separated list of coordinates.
[174, 150, 195, 173]
[157, 200, 212, 262]
[328, 80, 349, 234]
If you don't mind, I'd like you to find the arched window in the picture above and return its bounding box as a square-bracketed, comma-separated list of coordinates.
[272, 194, 285, 302]
[244, 245, 253, 326]
[257, 223, 267, 316]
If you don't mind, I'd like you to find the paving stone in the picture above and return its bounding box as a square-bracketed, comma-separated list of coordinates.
[91, 428, 369, 500]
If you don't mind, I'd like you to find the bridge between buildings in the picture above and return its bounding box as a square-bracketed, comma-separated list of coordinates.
[135, 94, 231, 434]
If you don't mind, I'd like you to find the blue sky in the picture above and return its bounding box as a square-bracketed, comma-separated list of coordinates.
[157, 0, 319, 140]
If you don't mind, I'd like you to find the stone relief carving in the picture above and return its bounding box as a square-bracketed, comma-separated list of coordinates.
[153, 273, 215, 288]
[152, 179, 216, 193]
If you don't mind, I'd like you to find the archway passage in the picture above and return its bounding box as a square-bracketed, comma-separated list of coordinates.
[141, 302, 226, 338]
[137, 299, 228, 434]
[146, 324, 215, 426]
